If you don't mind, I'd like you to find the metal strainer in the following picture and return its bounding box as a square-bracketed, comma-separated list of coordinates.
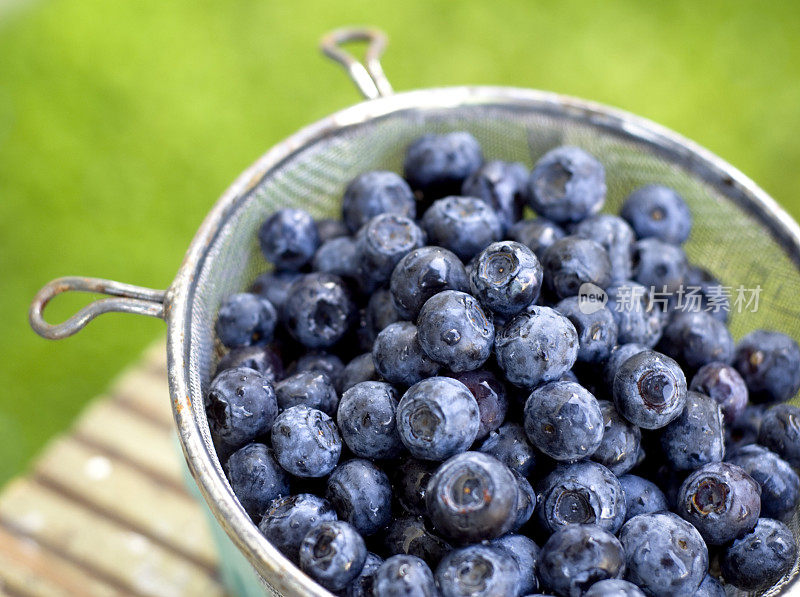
[29, 27, 800, 596]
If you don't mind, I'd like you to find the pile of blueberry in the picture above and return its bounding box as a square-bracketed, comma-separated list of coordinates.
[205, 131, 800, 597]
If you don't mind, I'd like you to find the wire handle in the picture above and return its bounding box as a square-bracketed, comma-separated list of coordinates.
[29, 277, 167, 340]
[320, 27, 393, 100]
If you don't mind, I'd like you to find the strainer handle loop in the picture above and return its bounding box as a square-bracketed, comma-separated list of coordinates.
[320, 27, 393, 99]
[29, 276, 167, 340]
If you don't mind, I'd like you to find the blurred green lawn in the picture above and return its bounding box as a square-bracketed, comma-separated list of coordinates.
[1, 0, 799, 486]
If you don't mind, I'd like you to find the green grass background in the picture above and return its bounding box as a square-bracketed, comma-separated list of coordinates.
[1, 0, 799, 486]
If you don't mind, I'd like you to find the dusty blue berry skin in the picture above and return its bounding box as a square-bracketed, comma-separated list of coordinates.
[436, 544, 521, 597]
[733, 330, 800, 403]
[299, 520, 367, 591]
[383, 515, 452, 566]
[555, 297, 619, 363]
[469, 241, 543, 317]
[326, 459, 392, 536]
[618, 475, 668, 521]
[250, 270, 303, 318]
[604, 343, 648, 387]
[573, 214, 636, 284]
[373, 554, 438, 597]
[513, 473, 537, 531]
[450, 369, 508, 440]
[758, 404, 800, 468]
[396, 377, 480, 461]
[216, 293, 278, 349]
[421, 196, 503, 261]
[274, 371, 338, 416]
[632, 238, 688, 293]
[337, 381, 404, 460]
[491, 534, 540, 595]
[216, 345, 284, 383]
[311, 236, 360, 280]
[524, 381, 603, 462]
[613, 350, 687, 429]
[528, 146, 606, 224]
[605, 282, 663, 348]
[258, 208, 320, 270]
[315, 218, 349, 243]
[659, 311, 734, 373]
[390, 246, 469, 321]
[676, 462, 761, 545]
[542, 236, 612, 299]
[393, 459, 439, 517]
[728, 444, 800, 521]
[621, 185, 692, 245]
[258, 493, 337, 564]
[284, 273, 355, 349]
[618, 512, 708, 597]
[495, 306, 579, 387]
[342, 551, 384, 597]
[342, 170, 416, 233]
[365, 288, 401, 339]
[206, 367, 278, 450]
[356, 213, 426, 287]
[720, 518, 797, 592]
[693, 575, 725, 597]
[690, 362, 748, 424]
[509, 217, 566, 257]
[537, 462, 626, 535]
[271, 405, 342, 478]
[340, 353, 379, 393]
[584, 579, 645, 597]
[293, 351, 344, 393]
[403, 132, 484, 199]
[426, 452, 519, 544]
[373, 322, 440, 386]
[591, 401, 642, 476]
[539, 524, 625, 597]
[462, 160, 529, 233]
[226, 443, 290, 519]
[479, 422, 537, 477]
[726, 404, 766, 452]
[660, 391, 725, 472]
[416, 290, 494, 372]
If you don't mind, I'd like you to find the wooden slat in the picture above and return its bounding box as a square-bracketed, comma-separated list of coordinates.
[111, 368, 174, 429]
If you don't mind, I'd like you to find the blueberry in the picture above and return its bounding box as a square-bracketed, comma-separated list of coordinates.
[284, 273, 355, 349]
[613, 350, 687, 429]
[342, 551, 384, 597]
[758, 403, 800, 468]
[215, 345, 284, 383]
[462, 160, 529, 232]
[337, 381, 404, 460]
[555, 297, 618, 363]
[542, 237, 612, 299]
[215, 293, 278, 349]
[727, 444, 800, 522]
[397, 377, 480, 461]
[226, 443, 290, 519]
[618, 512, 708, 596]
[403, 132, 484, 199]
[311, 236, 360, 280]
[449, 369, 508, 440]
[660, 391, 724, 472]
[342, 170, 416, 233]
[573, 214, 636, 284]
[508, 217, 566, 257]
[537, 461, 626, 535]
[315, 217, 349, 243]
[435, 544, 521, 597]
[605, 282, 663, 348]
[618, 474, 668, 521]
[604, 343, 648, 388]
[373, 322, 440, 386]
[539, 524, 625, 597]
[258, 208, 320, 270]
[426, 452, 519, 543]
[659, 311, 734, 373]
[299, 520, 367, 591]
[726, 403, 765, 452]
[720, 518, 797, 592]
[274, 371, 338, 416]
[591, 401, 642, 476]
[490, 534, 541, 595]
[416, 290, 494, 372]
[676, 462, 761, 545]
[365, 288, 401, 339]
[258, 493, 337, 563]
[478, 422, 537, 477]
[250, 270, 303, 317]
[205, 367, 278, 450]
[469, 241, 543, 317]
[372, 554, 438, 597]
[733, 329, 800, 403]
[692, 575, 725, 597]
[690, 361, 748, 423]
[356, 213, 426, 287]
[495, 306, 579, 387]
[271, 405, 341, 478]
[528, 146, 606, 224]
[293, 351, 344, 393]
[383, 515, 452, 566]
[632, 238, 688, 293]
[340, 352, 380, 392]
[679, 265, 730, 323]
[512, 472, 537, 531]
[621, 185, 692, 245]
[524, 381, 603, 462]
[390, 246, 470, 321]
[326, 459, 392, 536]
[421, 196, 503, 261]
[392, 458, 438, 517]
[584, 579, 645, 597]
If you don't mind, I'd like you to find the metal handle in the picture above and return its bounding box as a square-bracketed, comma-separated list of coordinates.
[30, 277, 167, 340]
[320, 27, 393, 100]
